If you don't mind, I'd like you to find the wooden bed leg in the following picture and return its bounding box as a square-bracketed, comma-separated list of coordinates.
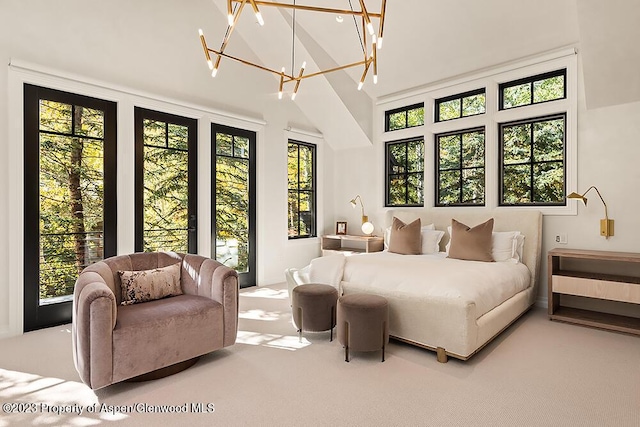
[436, 347, 448, 363]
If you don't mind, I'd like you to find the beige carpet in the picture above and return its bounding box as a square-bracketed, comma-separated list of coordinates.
[1, 283, 639, 426]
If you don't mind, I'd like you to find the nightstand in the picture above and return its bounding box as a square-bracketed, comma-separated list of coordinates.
[321, 235, 384, 256]
[548, 248, 640, 335]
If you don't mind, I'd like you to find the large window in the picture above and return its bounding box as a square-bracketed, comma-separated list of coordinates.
[378, 52, 575, 213]
[23, 84, 117, 331]
[500, 69, 566, 110]
[435, 89, 486, 122]
[500, 114, 565, 205]
[385, 103, 424, 132]
[386, 138, 424, 207]
[135, 108, 197, 253]
[436, 128, 485, 206]
[288, 140, 316, 239]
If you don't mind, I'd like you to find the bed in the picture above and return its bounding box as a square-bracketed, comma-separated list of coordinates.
[286, 209, 542, 362]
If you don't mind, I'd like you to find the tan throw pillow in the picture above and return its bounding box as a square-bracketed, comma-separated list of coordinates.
[388, 217, 422, 255]
[448, 218, 494, 262]
[118, 262, 182, 306]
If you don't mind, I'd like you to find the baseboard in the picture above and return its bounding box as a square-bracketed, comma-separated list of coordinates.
[535, 296, 548, 309]
[0, 326, 14, 340]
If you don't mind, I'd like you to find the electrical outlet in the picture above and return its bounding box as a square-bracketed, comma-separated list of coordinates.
[555, 233, 568, 244]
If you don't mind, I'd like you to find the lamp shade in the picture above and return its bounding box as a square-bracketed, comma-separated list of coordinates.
[567, 192, 587, 205]
[361, 221, 374, 235]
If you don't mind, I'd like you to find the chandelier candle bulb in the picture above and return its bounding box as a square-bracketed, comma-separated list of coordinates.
[248, 0, 264, 25]
[278, 67, 285, 99]
[227, 0, 233, 24]
[358, 0, 374, 35]
[379, 0, 386, 44]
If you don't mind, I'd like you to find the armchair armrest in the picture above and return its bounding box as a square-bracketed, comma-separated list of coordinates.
[210, 262, 239, 347]
[72, 273, 117, 390]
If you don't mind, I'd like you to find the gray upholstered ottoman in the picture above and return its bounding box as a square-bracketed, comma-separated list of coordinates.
[292, 284, 339, 342]
[337, 293, 389, 362]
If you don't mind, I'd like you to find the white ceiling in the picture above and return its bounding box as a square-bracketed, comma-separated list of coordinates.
[203, 0, 640, 147]
[215, 0, 580, 97]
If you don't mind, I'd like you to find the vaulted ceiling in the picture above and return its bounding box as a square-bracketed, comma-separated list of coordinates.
[199, 0, 640, 148]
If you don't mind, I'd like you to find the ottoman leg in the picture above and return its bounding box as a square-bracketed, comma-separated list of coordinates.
[344, 322, 350, 362]
[381, 325, 386, 362]
[330, 306, 335, 342]
[298, 307, 303, 343]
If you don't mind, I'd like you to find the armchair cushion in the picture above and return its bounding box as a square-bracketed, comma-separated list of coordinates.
[112, 294, 223, 382]
[118, 262, 182, 305]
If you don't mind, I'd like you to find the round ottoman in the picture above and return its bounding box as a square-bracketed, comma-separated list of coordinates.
[292, 284, 339, 342]
[337, 293, 389, 362]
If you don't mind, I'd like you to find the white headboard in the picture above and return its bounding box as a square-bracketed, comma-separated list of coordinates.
[385, 208, 543, 304]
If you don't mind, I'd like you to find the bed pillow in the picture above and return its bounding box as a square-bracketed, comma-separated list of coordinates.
[448, 218, 494, 262]
[492, 231, 522, 262]
[385, 222, 434, 249]
[446, 227, 525, 263]
[421, 229, 445, 254]
[118, 262, 182, 306]
[515, 234, 525, 262]
[388, 217, 422, 255]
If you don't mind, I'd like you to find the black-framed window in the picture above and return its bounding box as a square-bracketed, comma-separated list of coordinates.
[288, 140, 317, 239]
[134, 108, 197, 253]
[436, 128, 485, 206]
[435, 89, 486, 122]
[500, 114, 566, 205]
[23, 84, 117, 331]
[500, 69, 566, 110]
[385, 138, 424, 207]
[385, 103, 424, 132]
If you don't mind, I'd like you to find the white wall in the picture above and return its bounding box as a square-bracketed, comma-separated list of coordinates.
[0, 0, 331, 337]
[330, 51, 640, 307]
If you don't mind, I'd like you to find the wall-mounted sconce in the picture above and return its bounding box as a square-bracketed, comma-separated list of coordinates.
[350, 195, 375, 235]
[567, 186, 614, 238]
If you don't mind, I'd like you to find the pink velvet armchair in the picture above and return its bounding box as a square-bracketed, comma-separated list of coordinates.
[72, 251, 239, 390]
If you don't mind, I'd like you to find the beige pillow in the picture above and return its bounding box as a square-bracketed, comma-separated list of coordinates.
[388, 217, 422, 255]
[448, 218, 494, 262]
[118, 262, 182, 305]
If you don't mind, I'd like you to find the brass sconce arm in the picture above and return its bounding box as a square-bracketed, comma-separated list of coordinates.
[567, 186, 614, 238]
[349, 195, 368, 223]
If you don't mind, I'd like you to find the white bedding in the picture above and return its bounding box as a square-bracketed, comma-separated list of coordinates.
[341, 251, 531, 319]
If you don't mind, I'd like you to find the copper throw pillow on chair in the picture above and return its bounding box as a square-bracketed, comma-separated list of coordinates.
[448, 218, 495, 262]
[388, 217, 422, 255]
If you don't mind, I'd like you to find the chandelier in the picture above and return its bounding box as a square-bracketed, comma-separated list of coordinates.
[198, 0, 387, 99]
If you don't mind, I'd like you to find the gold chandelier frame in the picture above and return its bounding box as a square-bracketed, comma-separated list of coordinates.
[199, 0, 387, 99]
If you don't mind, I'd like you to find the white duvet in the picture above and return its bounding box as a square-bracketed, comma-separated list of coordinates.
[340, 252, 531, 319]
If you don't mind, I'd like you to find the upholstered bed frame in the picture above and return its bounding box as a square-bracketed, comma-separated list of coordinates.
[340, 208, 543, 362]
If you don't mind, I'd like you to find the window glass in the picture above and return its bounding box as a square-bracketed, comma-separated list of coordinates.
[501, 70, 566, 110]
[385, 103, 424, 131]
[386, 138, 424, 206]
[501, 115, 565, 205]
[288, 141, 317, 238]
[436, 90, 485, 122]
[436, 129, 485, 205]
